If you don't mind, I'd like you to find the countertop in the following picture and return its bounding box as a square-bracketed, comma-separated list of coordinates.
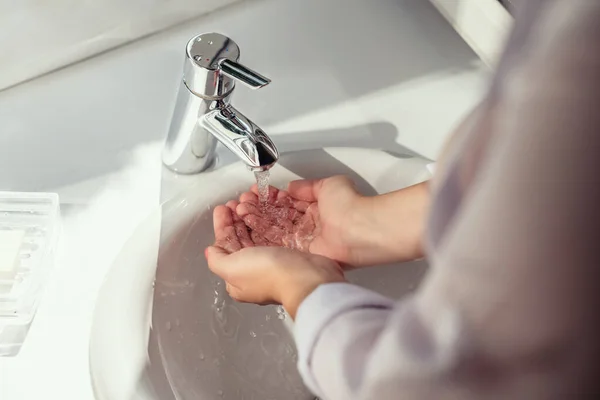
[0, 0, 488, 398]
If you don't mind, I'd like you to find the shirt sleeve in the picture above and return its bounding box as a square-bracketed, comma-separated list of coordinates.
[294, 283, 394, 398]
[294, 1, 600, 399]
[294, 283, 465, 400]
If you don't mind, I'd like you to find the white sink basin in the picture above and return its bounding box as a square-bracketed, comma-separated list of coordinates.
[89, 147, 432, 400]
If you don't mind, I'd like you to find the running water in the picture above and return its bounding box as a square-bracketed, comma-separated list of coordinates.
[254, 170, 270, 205]
[252, 168, 314, 251]
[255, 169, 286, 220]
[255, 169, 276, 220]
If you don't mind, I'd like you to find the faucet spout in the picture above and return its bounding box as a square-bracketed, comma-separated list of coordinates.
[202, 103, 279, 171]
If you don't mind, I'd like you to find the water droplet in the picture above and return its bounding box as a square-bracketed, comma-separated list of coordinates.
[175, 318, 180, 326]
[276, 305, 287, 320]
[166, 321, 172, 331]
[250, 331, 257, 338]
[265, 314, 271, 321]
[217, 389, 223, 396]
[199, 353, 205, 360]
[184, 279, 190, 286]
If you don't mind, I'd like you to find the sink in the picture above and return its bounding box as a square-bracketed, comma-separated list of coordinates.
[89, 147, 432, 400]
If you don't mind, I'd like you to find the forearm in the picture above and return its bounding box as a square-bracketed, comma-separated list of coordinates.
[344, 103, 483, 268]
[349, 181, 430, 267]
[294, 283, 465, 400]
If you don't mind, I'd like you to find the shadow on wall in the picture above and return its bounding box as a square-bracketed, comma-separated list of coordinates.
[0, 0, 471, 195]
[232, 0, 480, 126]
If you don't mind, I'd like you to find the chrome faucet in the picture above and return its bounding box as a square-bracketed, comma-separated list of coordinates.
[162, 33, 279, 174]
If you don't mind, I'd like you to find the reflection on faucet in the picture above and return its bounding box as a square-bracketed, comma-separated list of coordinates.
[202, 102, 278, 172]
[162, 32, 278, 174]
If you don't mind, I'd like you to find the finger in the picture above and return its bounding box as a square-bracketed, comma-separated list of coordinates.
[205, 246, 231, 279]
[291, 199, 311, 213]
[275, 193, 306, 220]
[213, 205, 234, 236]
[288, 176, 355, 202]
[213, 206, 242, 253]
[227, 200, 254, 248]
[275, 190, 294, 208]
[287, 179, 323, 202]
[243, 214, 287, 245]
[225, 200, 242, 221]
[207, 247, 274, 300]
[236, 201, 262, 218]
[206, 246, 252, 283]
[250, 231, 270, 246]
[258, 206, 296, 232]
[237, 202, 296, 231]
[206, 245, 250, 277]
[239, 191, 258, 204]
[273, 207, 301, 229]
[225, 282, 244, 302]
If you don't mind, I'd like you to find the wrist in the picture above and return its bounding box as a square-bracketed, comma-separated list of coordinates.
[346, 182, 429, 266]
[280, 275, 346, 320]
[281, 282, 321, 320]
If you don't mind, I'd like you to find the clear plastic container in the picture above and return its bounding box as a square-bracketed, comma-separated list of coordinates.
[0, 192, 60, 356]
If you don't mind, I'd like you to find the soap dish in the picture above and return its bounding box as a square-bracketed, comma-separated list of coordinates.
[0, 192, 60, 356]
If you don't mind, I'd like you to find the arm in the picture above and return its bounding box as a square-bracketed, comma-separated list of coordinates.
[341, 99, 484, 268]
[348, 181, 430, 266]
[294, 1, 600, 399]
[345, 98, 486, 267]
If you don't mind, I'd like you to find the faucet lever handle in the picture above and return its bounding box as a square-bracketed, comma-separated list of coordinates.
[218, 59, 271, 90]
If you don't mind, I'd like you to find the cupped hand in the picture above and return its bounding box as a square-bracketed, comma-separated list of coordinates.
[235, 176, 365, 267]
[208, 204, 345, 317]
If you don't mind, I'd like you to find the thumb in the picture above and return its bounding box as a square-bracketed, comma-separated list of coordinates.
[287, 179, 324, 202]
[205, 246, 231, 279]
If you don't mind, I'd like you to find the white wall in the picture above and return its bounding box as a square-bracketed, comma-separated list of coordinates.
[0, 0, 489, 203]
[0, 0, 242, 91]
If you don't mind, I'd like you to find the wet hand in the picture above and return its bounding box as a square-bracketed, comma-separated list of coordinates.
[234, 184, 318, 250]
[207, 204, 345, 317]
[235, 176, 365, 267]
